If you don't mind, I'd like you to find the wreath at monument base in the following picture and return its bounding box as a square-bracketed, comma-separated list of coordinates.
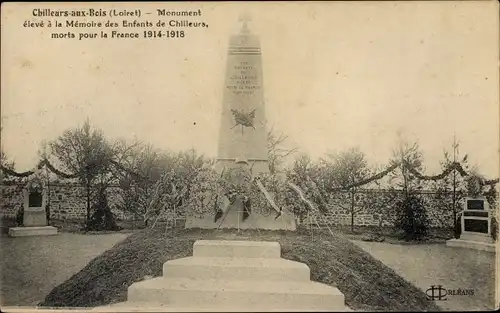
[185, 167, 287, 222]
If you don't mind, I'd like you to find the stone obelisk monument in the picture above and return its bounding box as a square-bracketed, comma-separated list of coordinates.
[185, 15, 296, 230]
[214, 14, 269, 175]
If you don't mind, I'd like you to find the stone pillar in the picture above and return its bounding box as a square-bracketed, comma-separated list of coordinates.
[215, 15, 270, 177]
[184, 15, 296, 231]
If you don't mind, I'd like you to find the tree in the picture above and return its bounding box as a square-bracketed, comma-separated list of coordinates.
[171, 148, 206, 206]
[113, 142, 168, 227]
[114, 145, 205, 227]
[267, 126, 298, 174]
[0, 150, 14, 171]
[0, 126, 15, 174]
[322, 147, 370, 232]
[286, 153, 332, 221]
[49, 119, 114, 225]
[389, 135, 429, 241]
[0, 149, 15, 183]
[290, 153, 313, 183]
[431, 136, 469, 237]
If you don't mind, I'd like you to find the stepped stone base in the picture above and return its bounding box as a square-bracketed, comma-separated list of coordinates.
[96, 240, 349, 312]
[8, 226, 58, 237]
[446, 238, 496, 253]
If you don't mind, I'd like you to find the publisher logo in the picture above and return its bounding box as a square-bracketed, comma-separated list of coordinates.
[426, 285, 475, 301]
[426, 285, 447, 301]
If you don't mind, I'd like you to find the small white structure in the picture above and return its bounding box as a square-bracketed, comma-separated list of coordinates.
[8, 174, 58, 237]
[446, 196, 495, 252]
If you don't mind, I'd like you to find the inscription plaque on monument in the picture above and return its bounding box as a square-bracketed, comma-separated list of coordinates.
[28, 181, 43, 207]
[466, 199, 485, 210]
[464, 219, 489, 234]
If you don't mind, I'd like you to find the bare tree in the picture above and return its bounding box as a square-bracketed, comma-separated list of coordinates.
[321, 147, 370, 232]
[267, 126, 298, 174]
[390, 135, 425, 195]
[0, 149, 15, 172]
[389, 134, 428, 240]
[0, 126, 15, 172]
[114, 144, 205, 227]
[49, 118, 114, 224]
[290, 153, 313, 183]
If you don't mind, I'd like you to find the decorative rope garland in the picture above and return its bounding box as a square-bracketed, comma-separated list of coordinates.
[2, 155, 498, 193]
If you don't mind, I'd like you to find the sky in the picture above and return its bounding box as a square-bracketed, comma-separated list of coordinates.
[1, 1, 499, 178]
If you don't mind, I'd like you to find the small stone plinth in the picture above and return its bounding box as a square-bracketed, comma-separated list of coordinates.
[8, 226, 58, 237]
[446, 238, 495, 253]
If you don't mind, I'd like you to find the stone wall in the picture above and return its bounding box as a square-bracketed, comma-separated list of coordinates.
[1, 182, 133, 221]
[0, 182, 465, 228]
[312, 190, 460, 228]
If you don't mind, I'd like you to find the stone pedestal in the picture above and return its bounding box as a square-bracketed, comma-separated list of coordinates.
[95, 240, 350, 312]
[23, 208, 47, 227]
[8, 226, 58, 237]
[186, 195, 296, 230]
[446, 239, 495, 252]
[446, 196, 496, 253]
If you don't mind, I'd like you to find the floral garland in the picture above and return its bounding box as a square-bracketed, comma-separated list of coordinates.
[405, 161, 466, 181]
[4, 155, 497, 190]
[185, 168, 289, 219]
[321, 161, 498, 193]
[1, 159, 78, 179]
[325, 163, 400, 192]
[184, 166, 220, 218]
[1, 158, 154, 182]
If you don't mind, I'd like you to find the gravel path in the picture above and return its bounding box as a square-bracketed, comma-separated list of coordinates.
[352, 241, 496, 311]
[0, 233, 129, 306]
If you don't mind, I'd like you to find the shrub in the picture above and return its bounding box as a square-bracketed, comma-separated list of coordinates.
[394, 194, 429, 241]
[15, 207, 24, 226]
[85, 192, 122, 232]
[491, 216, 497, 241]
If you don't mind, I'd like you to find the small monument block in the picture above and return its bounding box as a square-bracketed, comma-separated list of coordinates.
[446, 196, 495, 252]
[23, 178, 48, 227]
[8, 173, 58, 237]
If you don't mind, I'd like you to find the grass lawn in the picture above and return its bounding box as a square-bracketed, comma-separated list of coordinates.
[41, 226, 441, 311]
